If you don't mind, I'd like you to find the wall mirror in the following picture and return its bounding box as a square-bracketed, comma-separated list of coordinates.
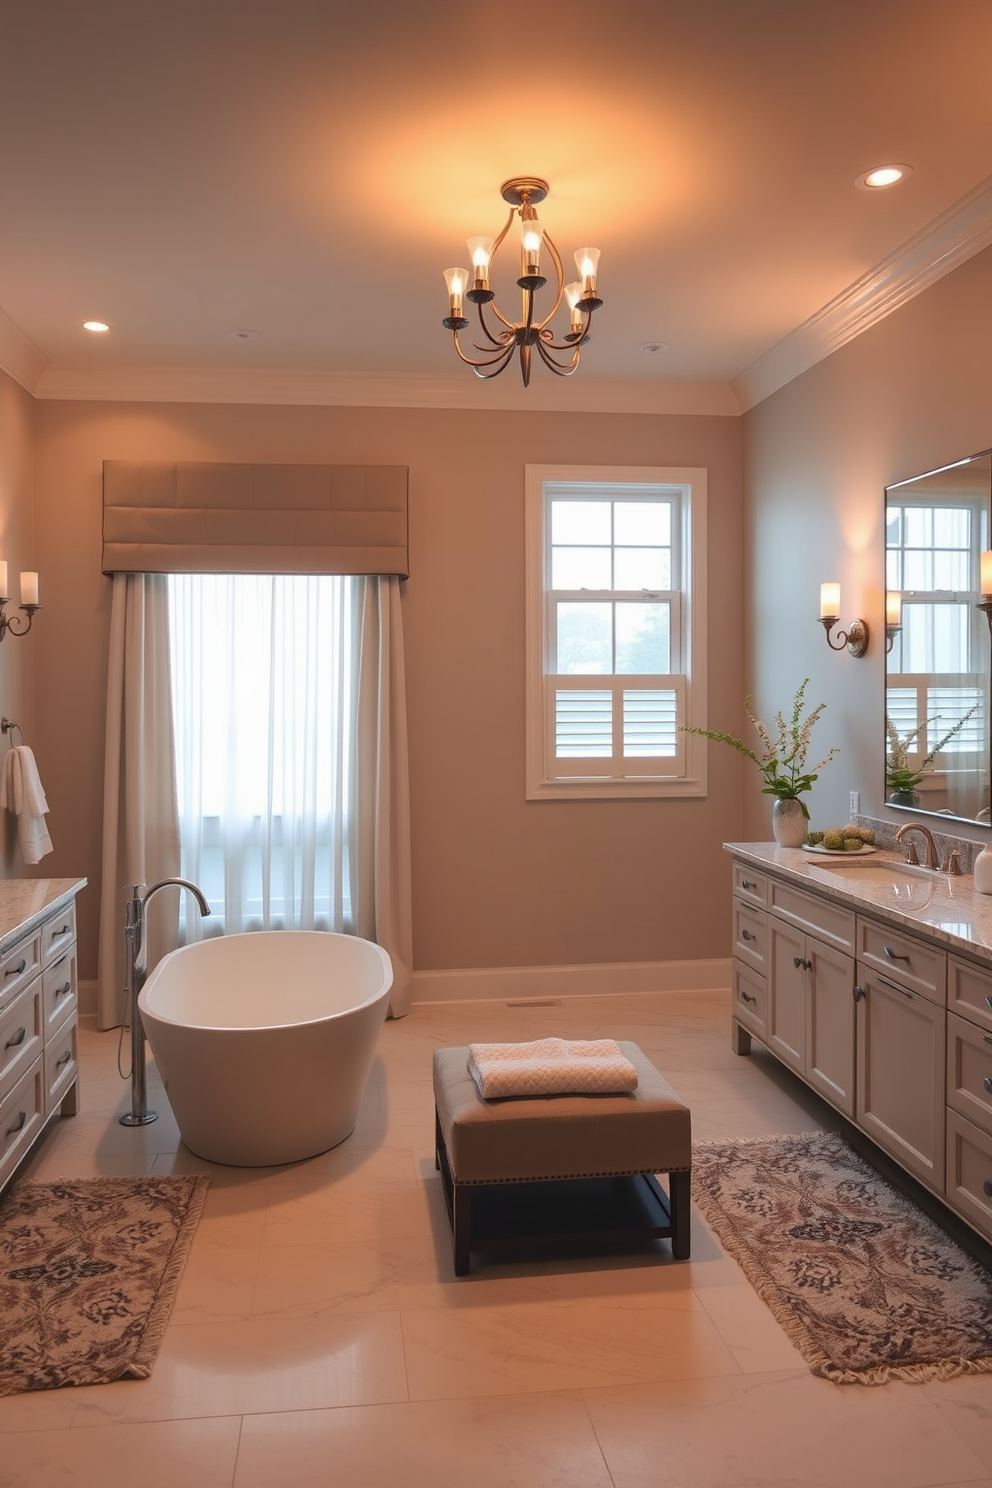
[885, 450, 992, 825]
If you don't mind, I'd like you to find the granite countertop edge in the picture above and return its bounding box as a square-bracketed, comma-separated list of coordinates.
[723, 842, 992, 962]
[0, 878, 87, 956]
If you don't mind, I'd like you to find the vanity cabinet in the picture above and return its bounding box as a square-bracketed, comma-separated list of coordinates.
[945, 955, 992, 1237]
[0, 881, 85, 1194]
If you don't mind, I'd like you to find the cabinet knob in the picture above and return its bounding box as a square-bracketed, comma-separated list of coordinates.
[853, 984, 866, 1003]
[741, 991, 755, 1004]
[741, 929, 755, 942]
[741, 879, 755, 890]
[793, 956, 803, 969]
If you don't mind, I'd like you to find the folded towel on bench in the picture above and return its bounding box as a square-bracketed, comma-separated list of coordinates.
[467, 1037, 639, 1099]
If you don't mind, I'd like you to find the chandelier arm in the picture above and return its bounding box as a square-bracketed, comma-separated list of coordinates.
[473, 299, 513, 349]
[539, 316, 591, 351]
[533, 231, 566, 331]
[451, 330, 518, 372]
[534, 337, 581, 377]
[472, 345, 517, 380]
[477, 207, 521, 333]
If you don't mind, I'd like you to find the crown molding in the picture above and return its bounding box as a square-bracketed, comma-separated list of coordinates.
[32, 364, 740, 416]
[0, 306, 49, 394]
[733, 173, 992, 412]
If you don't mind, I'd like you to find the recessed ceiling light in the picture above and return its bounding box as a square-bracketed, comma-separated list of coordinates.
[82, 320, 110, 333]
[855, 164, 912, 191]
[638, 342, 669, 354]
[229, 328, 261, 342]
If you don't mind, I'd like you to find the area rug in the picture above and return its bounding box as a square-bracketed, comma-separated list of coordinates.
[0, 1174, 210, 1395]
[692, 1131, 992, 1385]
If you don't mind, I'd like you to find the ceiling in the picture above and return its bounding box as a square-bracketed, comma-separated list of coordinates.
[3, 0, 992, 411]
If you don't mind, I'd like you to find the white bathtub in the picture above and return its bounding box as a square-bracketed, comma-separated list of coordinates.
[138, 931, 392, 1166]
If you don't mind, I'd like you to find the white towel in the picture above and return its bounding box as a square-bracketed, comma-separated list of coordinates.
[467, 1037, 639, 1099]
[0, 745, 53, 864]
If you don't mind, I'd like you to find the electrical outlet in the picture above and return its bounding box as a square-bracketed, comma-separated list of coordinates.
[849, 791, 860, 817]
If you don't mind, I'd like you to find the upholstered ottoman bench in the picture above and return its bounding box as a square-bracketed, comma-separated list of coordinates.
[433, 1042, 691, 1276]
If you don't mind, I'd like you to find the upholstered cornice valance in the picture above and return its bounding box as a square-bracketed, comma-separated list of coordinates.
[102, 460, 409, 577]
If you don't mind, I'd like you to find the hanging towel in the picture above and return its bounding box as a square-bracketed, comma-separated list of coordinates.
[0, 745, 53, 864]
[467, 1037, 639, 1099]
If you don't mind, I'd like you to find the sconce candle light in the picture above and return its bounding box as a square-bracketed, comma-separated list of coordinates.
[885, 590, 903, 653]
[818, 582, 869, 657]
[979, 551, 992, 637]
[0, 565, 40, 641]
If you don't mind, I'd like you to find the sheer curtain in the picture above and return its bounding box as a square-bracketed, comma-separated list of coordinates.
[99, 572, 413, 1022]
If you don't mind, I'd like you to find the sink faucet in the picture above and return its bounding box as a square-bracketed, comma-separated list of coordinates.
[894, 822, 938, 869]
[120, 877, 210, 1128]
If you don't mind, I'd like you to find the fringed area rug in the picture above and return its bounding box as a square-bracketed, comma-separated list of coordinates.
[0, 1174, 210, 1395]
[692, 1132, 992, 1385]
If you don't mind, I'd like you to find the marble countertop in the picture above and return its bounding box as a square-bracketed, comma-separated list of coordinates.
[724, 842, 992, 963]
[0, 878, 87, 955]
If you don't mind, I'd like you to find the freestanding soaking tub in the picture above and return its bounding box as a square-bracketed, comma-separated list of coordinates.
[138, 931, 393, 1166]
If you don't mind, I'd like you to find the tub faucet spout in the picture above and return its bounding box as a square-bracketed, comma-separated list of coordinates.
[120, 877, 210, 1128]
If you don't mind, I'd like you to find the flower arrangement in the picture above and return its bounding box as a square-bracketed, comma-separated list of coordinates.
[683, 678, 838, 819]
[885, 706, 978, 795]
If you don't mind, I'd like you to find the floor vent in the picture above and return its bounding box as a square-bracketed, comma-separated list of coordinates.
[505, 998, 561, 1007]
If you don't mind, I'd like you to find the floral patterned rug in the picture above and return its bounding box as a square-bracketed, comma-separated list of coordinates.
[692, 1132, 992, 1385]
[0, 1174, 209, 1395]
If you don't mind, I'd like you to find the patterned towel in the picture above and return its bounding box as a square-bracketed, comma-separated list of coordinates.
[467, 1037, 639, 1099]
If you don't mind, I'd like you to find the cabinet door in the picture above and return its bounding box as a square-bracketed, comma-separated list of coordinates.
[806, 941, 856, 1118]
[767, 917, 806, 1074]
[856, 972, 946, 1191]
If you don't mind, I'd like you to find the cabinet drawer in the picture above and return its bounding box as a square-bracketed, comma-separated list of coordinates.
[946, 1109, 992, 1243]
[948, 955, 992, 1037]
[42, 903, 76, 965]
[0, 980, 42, 1106]
[44, 1019, 78, 1115]
[733, 900, 766, 971]
[0, 1056, 44, 1193]
[732, 862, 768, 907]
[768, 880, 855, 953]
[0, 933, 41, 1014]
[947, 1011, 992, 1138]
[857, 918, 946, 1005]
[43, 952, 77, 1037]
[733, 962, 765, 1037]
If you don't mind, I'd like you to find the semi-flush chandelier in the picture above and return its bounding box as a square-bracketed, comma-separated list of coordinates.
[441, 177, 602, 386]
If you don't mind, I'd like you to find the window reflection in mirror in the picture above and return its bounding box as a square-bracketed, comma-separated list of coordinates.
[885, 451, 991, 825]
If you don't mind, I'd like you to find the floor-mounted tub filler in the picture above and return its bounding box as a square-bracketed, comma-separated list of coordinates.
[138, 929, 393, 1165]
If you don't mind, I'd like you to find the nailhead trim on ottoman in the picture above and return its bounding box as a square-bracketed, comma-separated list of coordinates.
[433, 1041, 691, 1275]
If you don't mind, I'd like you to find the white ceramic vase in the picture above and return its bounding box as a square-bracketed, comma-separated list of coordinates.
[772, 796, 807, 848]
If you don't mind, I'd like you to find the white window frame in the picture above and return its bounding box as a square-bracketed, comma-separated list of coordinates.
[525, 464, 708, 800]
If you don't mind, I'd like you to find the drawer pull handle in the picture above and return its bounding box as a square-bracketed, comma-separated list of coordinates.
[853, 984, 866, 1003]
[741, 929, 755, 942]
[741, 879, 756, 890]
[740, 991, 756, 1004]
[54, 981, 71, 999]
[4, 1026, 26, 1049]
[985, 995, 992, 1011]
[985, 1180, 992, 1198]
[4, 958, 26, 977]
[794, 956, 803, 969]
[55, 923, 70, 937]
[55, 1050, 72, 1070]
[883, 946, 910, 961]
[6, 1110, 26, 1136]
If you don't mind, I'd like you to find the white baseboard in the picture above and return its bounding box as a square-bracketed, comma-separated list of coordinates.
[410, 958, 731, 1005]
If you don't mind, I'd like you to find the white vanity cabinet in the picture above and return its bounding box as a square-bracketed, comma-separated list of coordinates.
[728, 844, 992, 1247]
[0, 880, 86, 1194]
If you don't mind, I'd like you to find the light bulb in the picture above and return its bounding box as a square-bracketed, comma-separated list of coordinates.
[820, 582, 841, 621]
[564, 281, 584, 332]
[466, 236, 494, 285]
[442, 267, 468, 317]
[574, 246, 601, 295]
[886, 591, 903, 627]
[520, 215, 544, 274]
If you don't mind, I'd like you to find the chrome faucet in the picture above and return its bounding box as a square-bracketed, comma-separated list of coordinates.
[894, 822, 938, 870]
[120, 878, 210, 1128]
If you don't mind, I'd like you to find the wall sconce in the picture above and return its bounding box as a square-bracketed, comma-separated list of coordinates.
[885, 590, 902, 653]
[818, 582, 869, 657]
[978, 552, 992, 637]
[0, 565, 40, 642]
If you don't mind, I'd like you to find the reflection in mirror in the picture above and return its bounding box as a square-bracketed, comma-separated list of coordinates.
[885, 450, 991, 825]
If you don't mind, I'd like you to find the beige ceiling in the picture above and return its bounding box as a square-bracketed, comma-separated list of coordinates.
[2, 0, 992, 408]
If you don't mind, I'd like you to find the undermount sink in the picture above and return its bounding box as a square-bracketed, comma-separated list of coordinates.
[811, 859, 940, 901]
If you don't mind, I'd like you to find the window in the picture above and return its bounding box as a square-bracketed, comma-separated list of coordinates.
[525, 465, 707, 799]
[167, 572, 360, 936]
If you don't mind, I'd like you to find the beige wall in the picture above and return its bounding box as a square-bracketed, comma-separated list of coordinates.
[31, 400, 743, 981]
[0, 371, 36, 875]
[743, 243, 992, 843]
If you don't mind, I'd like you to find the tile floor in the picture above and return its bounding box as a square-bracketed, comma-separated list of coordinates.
[3, 988, 992, 1487]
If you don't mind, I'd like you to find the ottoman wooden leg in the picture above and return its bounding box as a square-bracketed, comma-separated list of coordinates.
[453, 1183, 472, 1276]
[669, 1169, 691, 1259]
